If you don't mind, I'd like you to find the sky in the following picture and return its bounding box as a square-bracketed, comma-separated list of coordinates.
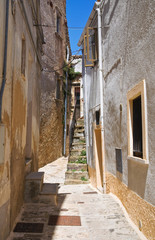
[66, 0, 96, 55]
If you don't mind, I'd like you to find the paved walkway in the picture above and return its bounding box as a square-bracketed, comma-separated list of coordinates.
[8, 157, 147, 240]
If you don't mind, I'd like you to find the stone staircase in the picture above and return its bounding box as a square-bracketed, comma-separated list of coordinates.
[24, 172, 58, 205]
[65, 118, 89, 184]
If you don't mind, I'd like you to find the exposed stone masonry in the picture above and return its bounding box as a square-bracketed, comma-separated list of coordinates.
[39, 0, 71, 167]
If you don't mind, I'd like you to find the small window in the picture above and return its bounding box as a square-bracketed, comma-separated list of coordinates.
[67, 124, 69, 136]
[49, 1, 53, 8]
[84, 27, 98, 67]
[115, 148, 123, 173]
[133, 96, 143, 158]
[56, 77, 61, 99]
[87, 27, 98, 62]
[96, 110, 100, 125]
[56, 15, 60, 33]
[75, 87, 80, 105]
[21, 38, 26, 76]
[127, 80, 148, 162]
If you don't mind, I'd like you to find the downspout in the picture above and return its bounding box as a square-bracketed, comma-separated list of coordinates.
[0, 0, 9, 122]
[84, 66, 89, 163]
[96, 2, 106, 193]
[63, 46, 69, 156]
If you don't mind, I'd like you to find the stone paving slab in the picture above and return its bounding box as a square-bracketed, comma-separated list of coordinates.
[7, 157, 147, 240]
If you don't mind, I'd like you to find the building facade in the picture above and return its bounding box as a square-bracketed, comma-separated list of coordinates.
[39, 0, 71, 167]
[0, 0, 43, 239]
[69, 55, 83, 146]
[78, 0, 155, 239]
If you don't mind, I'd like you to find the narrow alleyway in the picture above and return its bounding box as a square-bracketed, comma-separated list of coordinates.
[8, 157, 146, 240]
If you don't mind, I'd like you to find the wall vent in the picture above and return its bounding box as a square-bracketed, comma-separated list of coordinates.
[115, 148, 123, 173]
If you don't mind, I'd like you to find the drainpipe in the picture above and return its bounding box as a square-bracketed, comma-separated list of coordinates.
[0, 0, 9, 122]
[63, 46, 70, 156]
[84, 66, 89, 163]
[96, 2, 106, 193]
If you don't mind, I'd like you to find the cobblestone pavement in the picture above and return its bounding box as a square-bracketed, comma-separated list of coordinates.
[8, 157, 147, 240]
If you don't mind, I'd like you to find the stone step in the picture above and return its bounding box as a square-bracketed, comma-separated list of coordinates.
[70, 149, 86, 157]
[74, 129, 84, 133]
[64, 179, 90, 185]
[72, 142, 86, 146]
[24, 172, 44, 203]
[25, 171, 44, 181]
[24, 172, 58, 205]
[74, 132, 84, 137]
[39, 183, 58, 205]
[67, 163, 88, 171]
[65, 170, 89, 181]
[73, 137, 85, 143]
[69, 156, 87, 163]
[72, 143, 86, 150]
[75, 125, 84, 129]
[76, 119, 84, 125]
[75, 124, 84, 129]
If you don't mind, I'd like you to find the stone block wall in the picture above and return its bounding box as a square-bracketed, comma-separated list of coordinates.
[39, 0, 70, 166]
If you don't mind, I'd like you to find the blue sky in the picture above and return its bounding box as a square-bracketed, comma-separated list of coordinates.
[66, 0, 95, 55]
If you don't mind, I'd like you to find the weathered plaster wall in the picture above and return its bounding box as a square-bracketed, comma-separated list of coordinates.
[101, 0, 155, 238]
[81, 0, 155, 238]
[10, 1, 41, 227]
[106, 172, 155, 240]
[102, 0, 155, 205]
[0, 1, 12, 238]
[0, 1, 42, 238]
[39, 0, 70, 166]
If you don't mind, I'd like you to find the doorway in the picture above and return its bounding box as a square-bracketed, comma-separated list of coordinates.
[94, 128, 103, 190]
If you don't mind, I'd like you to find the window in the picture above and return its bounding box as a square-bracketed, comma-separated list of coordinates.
[127, 80, 148, 163]
[49, 1, 53, 8]
[84, 27, 98, 67]
[21, 38, 26, 76]
[56, 75, 61, 99]
[75, 87, 80, 105]
[96, 110, 100, 126]
[67, 124, 69, 136]
[133, 96, 143, 158]
[56, 15, 61, 33]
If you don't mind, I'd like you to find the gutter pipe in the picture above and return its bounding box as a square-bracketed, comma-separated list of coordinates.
[96, 1, 106, 193]
[84, 66, 89, 163]
[0, 0, 9, 122]
[63, 46, 70, 156]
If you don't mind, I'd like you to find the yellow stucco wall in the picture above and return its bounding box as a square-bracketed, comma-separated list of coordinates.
[0, 1, 42, 239]
[106, 172, 155, 240]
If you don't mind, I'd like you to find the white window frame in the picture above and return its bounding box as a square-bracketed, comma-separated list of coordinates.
[127, 79, 149, 164]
